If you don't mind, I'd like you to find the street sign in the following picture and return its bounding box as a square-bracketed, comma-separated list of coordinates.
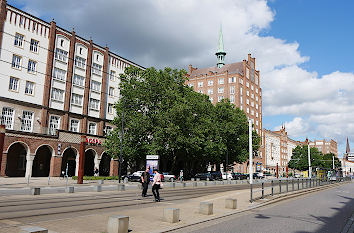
[146, 155, 159, 160]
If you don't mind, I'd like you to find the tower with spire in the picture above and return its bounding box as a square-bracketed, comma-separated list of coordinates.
[216, 25, 226, 68]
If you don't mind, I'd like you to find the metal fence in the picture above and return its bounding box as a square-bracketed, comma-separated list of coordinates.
[250, 177, 352, 203]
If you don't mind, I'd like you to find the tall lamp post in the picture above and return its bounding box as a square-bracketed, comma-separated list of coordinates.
[307, 139, 312, 178]
[118, 98, 125, 183]
[249, 119, 253, 184]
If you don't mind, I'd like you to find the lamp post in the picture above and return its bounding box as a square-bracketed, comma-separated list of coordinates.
[118, 98, 125, 183]
[307, 139, 312, 178]
[249, 119, 253, 184]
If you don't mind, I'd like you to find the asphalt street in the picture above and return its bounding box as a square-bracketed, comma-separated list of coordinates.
[181, 182, 354, 233]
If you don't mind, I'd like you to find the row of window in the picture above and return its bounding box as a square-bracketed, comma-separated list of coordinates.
[9, 77, 35, 95]
[14, 33, 39, 53]
[12, 54, 37, 73]
[1, 107, 113, 135]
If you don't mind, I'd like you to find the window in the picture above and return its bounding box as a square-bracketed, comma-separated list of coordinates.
[20, 111, 33, 132]
[108, 103, 114, 114]
[198, 82, 203, 88]
[70, 119, 79, 132]
[208, 80, 213, 86]
[207, 89, 213, 95]
[229, 77, 236, 83]
[189, 83, 194, 88]
[251, 101, 254, 107]
[246, 68, 249, 79]
[256, 104, 258, 109]
[246, 82, 249, 87]
[247, 90, 249, 96]
[30, 39, 39, 53]
[92, 63, 102, 76]
[110, 70, 116, 81]
[240, 87, 243, 95]
[218, 78, 224, 84]
[12, 54, 22, 69]
[89, 98, 100, 111]
[60, 39, 64, 47]
[256, 96, 258, 101]
[251, 110, 254, 115]
[240, 96, 243, 104]
[49, 115, 60, 135]
[74, 56, 86, 69]
[91, 80, 101, 93]
[251, 85, 254, 91]
[256, 112, 259, 118]
[27, 60, 37, 73]
[88, 122, 97, 135]
[109, 87, 115, 97]
[251, 93, 254, 99]
[55, 48, 68, 63]
[32, 22, 37, 33]
[198, 90, 203, 94]
[9, 77, 19, 91]
[25, 81, 34, 95]
[230, 95, 235, 103]
[14, 33, 24, 47]
[79, 48, 82, 54]
[239, 78, 243, 85]
[1, 107, 14, 129]
[53, 68, 66, 81]
[73, 74, 85, 87]
[256, 88, 258, 94]
[246, 107, 249, 114]
[71, 93, 83, 106]
[209, 97, 213, 102]
[240, 105, 243, 110]
[96, 54, 99, 61]
[246, 99, 249, 105]
[51, 88, 64, 102]
[105, 126, 113, 136]
[218, 87, 224, 94]
[218, 96, 224, 102]
[230, 86, 235, 94]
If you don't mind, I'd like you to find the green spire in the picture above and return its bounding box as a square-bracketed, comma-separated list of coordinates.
[216, 24, 226, 68]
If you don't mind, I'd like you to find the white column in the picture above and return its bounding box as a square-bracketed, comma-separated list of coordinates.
[307, 141, 311, 178]
[25, 155, 35, 179]
[249, 119, 253, 184]
[94, 155, 99, 174]
[75, 156, 79, 176]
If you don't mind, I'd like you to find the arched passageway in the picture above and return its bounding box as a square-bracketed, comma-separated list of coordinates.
[84, 149, 95, 176]
[32, 145, 52, 177]
[61, 148, 77, 177]
[5, 143, 27, 177]
[99, 153, 111, 176]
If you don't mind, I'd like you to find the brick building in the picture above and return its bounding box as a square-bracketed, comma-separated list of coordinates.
[185, 27, 264, 173]
[308, 139, 338, 157]
[0, 0, 143, 178]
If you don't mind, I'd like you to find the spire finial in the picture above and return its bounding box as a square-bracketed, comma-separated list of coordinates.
[215, 24, 226, 68]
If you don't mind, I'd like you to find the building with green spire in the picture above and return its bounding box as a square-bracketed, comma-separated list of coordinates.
[216, 25, 226, 68]
[186, 27, 264, 174]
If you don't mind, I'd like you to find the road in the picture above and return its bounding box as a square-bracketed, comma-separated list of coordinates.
[0, 183, 256, 225]
[177, 182, 354, 233]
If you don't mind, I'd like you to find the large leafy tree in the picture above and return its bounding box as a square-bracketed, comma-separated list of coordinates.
[322, 153, 341, 169]
[104, 66, 260, 176]
[288, 145, 324, 171]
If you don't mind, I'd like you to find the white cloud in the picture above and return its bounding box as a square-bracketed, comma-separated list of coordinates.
[274, 117, 310, 139]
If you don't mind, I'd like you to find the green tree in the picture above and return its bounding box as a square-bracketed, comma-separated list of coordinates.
[288, 145, 323, 171]
[322, 153, 341, 169]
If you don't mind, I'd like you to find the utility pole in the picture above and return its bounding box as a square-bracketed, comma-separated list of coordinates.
[307, 139, 312, 178]
[118, 98, 125, 183]
[332, 156, 335, 170]
[249, 119, 253, 184]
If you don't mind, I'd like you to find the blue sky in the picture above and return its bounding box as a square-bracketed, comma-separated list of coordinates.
[9, 0, 354, 156]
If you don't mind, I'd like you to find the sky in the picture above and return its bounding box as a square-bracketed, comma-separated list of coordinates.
[8, 0, 354, 157]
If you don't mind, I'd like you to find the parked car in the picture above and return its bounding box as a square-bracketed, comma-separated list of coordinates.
[162, 172, 176, 182]
[210, 171, 223, 180]
[122, 174, 141, 182]
[222, 172, 233, 180]
[150, 172, 165, 182]
[194, 173, 214, 181]
[232, 172, 248, 180]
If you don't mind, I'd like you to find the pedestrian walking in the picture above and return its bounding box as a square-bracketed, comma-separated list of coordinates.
[141, 168, 150, 197]
[152, 169, 162, 202]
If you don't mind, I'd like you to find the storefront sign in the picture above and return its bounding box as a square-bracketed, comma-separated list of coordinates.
[86, 138, 102, 145]
[146, 155, 159, 160]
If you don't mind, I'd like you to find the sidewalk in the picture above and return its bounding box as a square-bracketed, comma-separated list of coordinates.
[0, 187, 252, 233]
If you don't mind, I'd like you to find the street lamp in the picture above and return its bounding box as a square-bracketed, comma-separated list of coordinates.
[307, 139, 312, 178]
[249, 119, 253, 184]
[118, 98, 125, 183]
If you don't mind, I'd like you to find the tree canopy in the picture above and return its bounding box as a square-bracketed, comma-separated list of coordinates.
[104, 66, 260, 177]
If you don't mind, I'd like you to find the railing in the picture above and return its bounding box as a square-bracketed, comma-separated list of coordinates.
[250, 177, 352, 203]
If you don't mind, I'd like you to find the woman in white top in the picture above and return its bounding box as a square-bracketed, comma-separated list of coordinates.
[152, 169, 161, 202]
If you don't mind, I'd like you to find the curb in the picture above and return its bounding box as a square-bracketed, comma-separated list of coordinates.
[159, 181, 351, 233]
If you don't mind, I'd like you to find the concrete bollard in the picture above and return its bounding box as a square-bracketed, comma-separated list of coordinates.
[192, 182, 198, 187]
[191, 178, 195, 181]
[182, 182, 187, 187]
[65, 186, 75, 193]
[163, 208, 180, 223]
[19, 226, 48, 233]
[98, 180, 104, 185]
[94, 185, 102, 192]
[169, 183, 176, 188]
[225, 198, 237, 209]
[203, 181, 208, 186]
[31, 188, 40, 195]
[117, 184, 125, 191]
[200, 202, 213, 215]
[107, 215, 129, 233]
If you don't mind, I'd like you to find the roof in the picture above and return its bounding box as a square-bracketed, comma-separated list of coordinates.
[189, 62, 243, 78]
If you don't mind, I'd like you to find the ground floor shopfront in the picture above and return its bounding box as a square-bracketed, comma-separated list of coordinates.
[0, 130, 118, 178]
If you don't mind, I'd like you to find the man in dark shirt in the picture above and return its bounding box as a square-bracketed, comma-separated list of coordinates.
[141, 168, 150, 197]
